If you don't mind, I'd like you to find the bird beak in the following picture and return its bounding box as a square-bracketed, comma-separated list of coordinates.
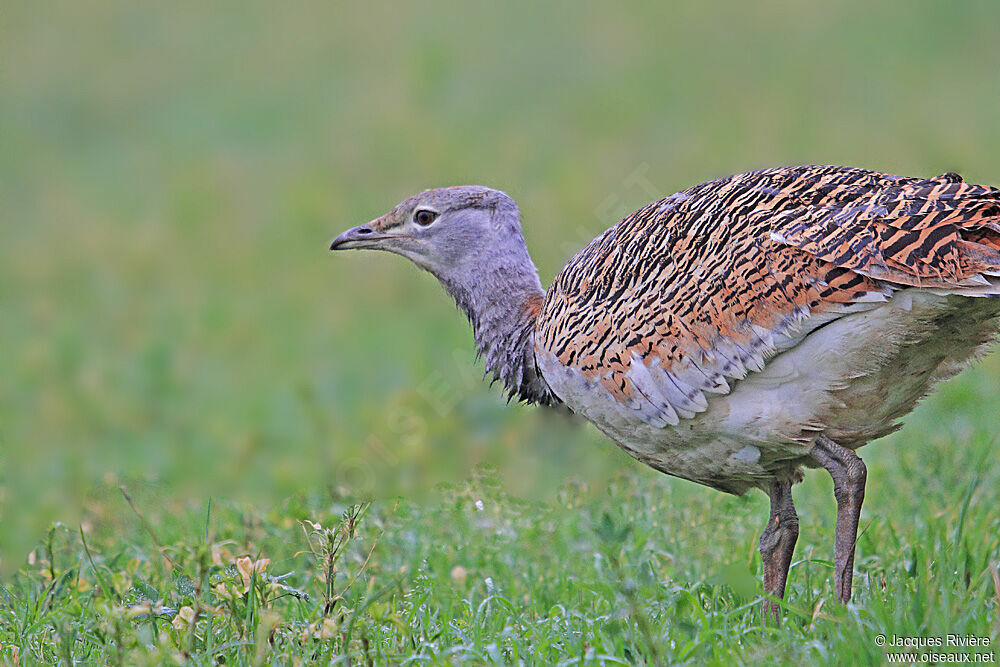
[329, 221, 402, 251]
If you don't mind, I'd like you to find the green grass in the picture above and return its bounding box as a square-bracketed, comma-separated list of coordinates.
[2, 443, 999, 664]
[2, 0, 1000, 663]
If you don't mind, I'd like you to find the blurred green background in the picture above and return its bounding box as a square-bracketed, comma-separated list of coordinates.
[3, 0, 1000, 562]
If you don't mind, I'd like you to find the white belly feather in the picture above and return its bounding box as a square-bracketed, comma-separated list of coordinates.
[537, 290, 1000, 494]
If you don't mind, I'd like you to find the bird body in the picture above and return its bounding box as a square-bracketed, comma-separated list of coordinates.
[537, 289, 998, 494]
[534, 165, 1000, 494]
[330, 164, 1000, 616]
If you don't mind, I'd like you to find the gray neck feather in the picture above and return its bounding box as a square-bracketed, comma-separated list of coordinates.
[435, 237, 558, 407]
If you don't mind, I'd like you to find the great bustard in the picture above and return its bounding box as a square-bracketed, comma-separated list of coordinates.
[330, 165, 1000, 618]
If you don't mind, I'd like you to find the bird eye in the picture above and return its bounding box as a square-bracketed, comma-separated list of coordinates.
[413, 209, 438, 226]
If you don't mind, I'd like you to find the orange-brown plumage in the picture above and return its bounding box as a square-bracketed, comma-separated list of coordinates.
[537, 166, 1000, 409]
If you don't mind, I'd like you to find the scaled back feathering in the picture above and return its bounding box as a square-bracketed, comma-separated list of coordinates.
[330, 165, 1000, 620]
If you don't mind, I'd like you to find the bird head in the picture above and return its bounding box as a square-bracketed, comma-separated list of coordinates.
[331, 185, 551, 404]
[330, 186, 531, 282]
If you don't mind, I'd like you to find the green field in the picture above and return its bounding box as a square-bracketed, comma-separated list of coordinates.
[2, 1, 999, 663]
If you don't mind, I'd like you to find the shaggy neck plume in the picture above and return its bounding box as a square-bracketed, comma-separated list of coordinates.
[437, 259, 558, 406]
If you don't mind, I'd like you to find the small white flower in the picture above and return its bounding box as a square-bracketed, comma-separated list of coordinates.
[474, 500, 485, 511]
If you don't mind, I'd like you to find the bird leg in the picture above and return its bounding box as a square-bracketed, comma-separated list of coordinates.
[810, 434, 867, 604]
[759, 478, 798, 623]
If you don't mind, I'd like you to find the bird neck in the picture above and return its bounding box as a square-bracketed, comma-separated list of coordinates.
[437, 255, 557, 406]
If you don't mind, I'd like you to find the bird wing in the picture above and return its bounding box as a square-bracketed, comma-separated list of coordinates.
[536, 165, 1000, 427]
